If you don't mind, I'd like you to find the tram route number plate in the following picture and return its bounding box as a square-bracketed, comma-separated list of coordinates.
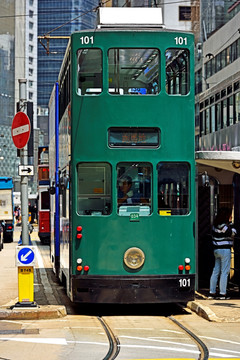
[130, 213, 139, 222]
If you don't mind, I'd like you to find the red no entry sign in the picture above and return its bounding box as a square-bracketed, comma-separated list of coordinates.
[11, 112, 31, 149]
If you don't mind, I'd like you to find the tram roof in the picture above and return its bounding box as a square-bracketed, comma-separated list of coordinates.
[196, 151, 240, 173]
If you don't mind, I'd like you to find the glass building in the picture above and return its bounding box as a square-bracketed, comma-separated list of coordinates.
[0, 1, 19, 179]
[200, 0, 236, 40]
[38, 0, 99, 110]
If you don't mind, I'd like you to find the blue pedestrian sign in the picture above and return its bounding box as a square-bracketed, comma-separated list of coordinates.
[16, 246, 35, 266]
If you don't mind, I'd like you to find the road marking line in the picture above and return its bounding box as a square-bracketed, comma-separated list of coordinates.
[119, 335, 196, 348]
[201, 336, 240, 346]
[116, 344, 200, 354]
[210, 353, 240, 358]
[212, 348, 240, 355]
[0, 337, 68, 345]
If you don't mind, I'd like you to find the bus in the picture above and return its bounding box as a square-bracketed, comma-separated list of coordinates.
[49, 8, 196, 304]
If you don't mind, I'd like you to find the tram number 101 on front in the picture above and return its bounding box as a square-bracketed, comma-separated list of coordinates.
[80, 36, 188, 46]
[174, 36, 188, 45]
[179, 278, 191, 288]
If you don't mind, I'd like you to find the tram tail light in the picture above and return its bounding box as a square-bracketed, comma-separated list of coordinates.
[184, 258, 191, 273]
[178, 265, 184, 274]
[77, 225, 83, 240]
[84, 265, 89, 272]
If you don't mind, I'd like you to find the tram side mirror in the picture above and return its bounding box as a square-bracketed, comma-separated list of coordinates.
[49, 186, 56, 195]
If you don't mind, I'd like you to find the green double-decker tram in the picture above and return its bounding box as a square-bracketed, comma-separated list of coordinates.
[49, 9, 195, 304]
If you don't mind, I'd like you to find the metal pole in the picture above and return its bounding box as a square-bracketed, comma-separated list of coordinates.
[55, 82, 60, 275]
[19, 79, 29, 245]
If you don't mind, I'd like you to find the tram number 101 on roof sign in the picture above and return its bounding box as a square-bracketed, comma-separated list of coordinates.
[175, 36, 188, 45]
[80, 36, 94, 45]
[80, 35, 187, 46]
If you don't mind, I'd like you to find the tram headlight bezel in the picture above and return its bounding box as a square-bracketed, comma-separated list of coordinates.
[123, 247, 145, 270]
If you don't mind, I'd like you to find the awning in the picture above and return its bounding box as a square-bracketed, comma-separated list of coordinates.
[195, 151, 240, 173]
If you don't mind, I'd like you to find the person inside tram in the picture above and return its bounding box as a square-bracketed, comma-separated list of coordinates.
[208, 207, 237, 300]
[118, 176, 135, 205]
[118, 175, 149, 206]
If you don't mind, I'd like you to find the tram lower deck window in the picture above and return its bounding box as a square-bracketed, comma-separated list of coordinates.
[117, 162, 152, 215]
[77, 163, 112, 215]
[157, 162, 190, 215]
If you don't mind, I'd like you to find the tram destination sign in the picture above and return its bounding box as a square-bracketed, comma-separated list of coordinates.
[109, 127, 160, 148]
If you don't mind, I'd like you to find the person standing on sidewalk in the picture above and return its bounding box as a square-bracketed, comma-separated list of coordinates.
[208, 207, 237, 300]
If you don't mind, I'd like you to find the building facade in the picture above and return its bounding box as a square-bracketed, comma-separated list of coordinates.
[0, 0, 38, 193]
[195, 8, 240, 288]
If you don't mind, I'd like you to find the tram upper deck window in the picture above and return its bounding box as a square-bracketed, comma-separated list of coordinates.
[77, 163, 111, 216]
[108, 49, 160, 95]
[117, 162, 152, 216]
[165, 49, 190, 95]
[157, 162, 190, 215]
[77, 49, 102, 95]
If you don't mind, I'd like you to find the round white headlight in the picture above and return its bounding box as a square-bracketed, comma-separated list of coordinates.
[124, 247, 145, 270]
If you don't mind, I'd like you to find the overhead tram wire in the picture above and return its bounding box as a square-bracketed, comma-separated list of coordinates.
[38, 0, 111, 54]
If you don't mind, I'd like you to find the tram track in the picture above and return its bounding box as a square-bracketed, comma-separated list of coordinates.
[98, 313, 209, 360]
[169, 315, 209, 360]
[98, 317, 120, 360]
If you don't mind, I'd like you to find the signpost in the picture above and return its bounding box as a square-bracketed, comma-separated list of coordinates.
[12, 79, 36, 307]
[16, 246, 35, 306]
[11, 79, 30, 246]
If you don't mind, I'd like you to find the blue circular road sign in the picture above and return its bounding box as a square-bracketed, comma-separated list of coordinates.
[18, 247, 35, 265]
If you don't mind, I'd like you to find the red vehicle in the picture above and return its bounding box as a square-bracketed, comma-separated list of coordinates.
[38, 147, 50, 244]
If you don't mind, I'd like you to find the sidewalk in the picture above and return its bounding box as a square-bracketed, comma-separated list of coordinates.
[0, 226, 66, 320]
[187, 287, 240, 322]
[0, 227, 240, 321]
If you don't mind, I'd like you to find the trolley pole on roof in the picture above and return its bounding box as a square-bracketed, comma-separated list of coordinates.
[18, 79, 29, 245]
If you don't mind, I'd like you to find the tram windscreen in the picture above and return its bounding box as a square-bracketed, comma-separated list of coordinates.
[117, 162, 152, 215]
[165, 48, 190, 95]
[108, 48, 160, 95]
[157, 162, 190, 215]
